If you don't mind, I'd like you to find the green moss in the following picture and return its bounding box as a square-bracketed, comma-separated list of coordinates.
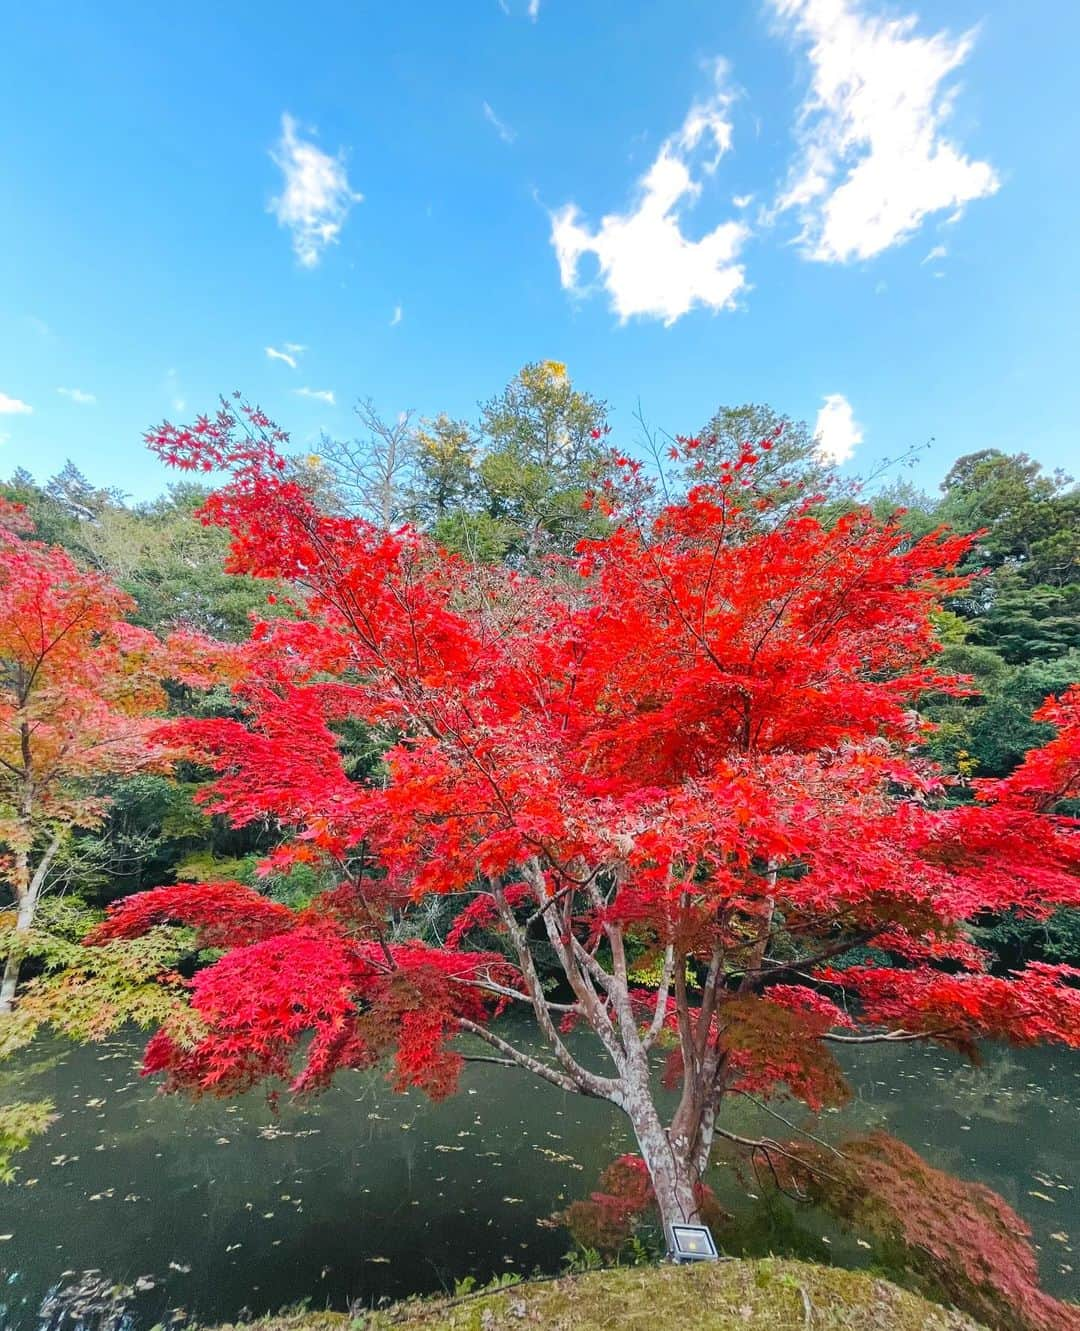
[214, 1260, 987, 1331]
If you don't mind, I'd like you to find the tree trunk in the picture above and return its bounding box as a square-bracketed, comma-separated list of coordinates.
[648, 1149, 702, 1244]
[0, 888, 35, 1014]
[0, 831, 61, 1015]
[623, 1070, 703, 1247]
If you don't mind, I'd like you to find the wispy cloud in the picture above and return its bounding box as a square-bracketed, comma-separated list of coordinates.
[390, 305, 403, 327]
[814, 393, 863, 463]
[266, 345, 302, 369]
[771, 0, 999, 262]
[922, 244, 947, 264]
[270, 114, 363, 268]
[165, 368, 185, 413]
[0, 392, 33, 415]
[482, 101, 516, 145]
[550, 61, 748, 325]
[528, 0, 540, 19]
[296, 387, 336, 406]
[57, 387, 96, 405]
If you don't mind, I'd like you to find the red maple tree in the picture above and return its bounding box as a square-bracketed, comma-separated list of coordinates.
[90, 403, 1080, 1246]
[0, 500, 170, 1011]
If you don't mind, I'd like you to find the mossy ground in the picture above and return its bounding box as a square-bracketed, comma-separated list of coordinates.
[216, 1259, 985, 1331]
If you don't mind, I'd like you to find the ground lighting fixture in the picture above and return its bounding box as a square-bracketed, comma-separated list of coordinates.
[668, 1224, 719, 1263]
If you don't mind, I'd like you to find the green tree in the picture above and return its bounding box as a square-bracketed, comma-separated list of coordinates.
[693, 403, 832, 501]
[409, 414, 479, 525]
[939, 450, 1079, 665]
[477, 360, 611, 558]
[83, 484, 280, 639]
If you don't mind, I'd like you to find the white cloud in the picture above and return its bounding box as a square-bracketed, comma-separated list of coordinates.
[922, 244, 947, 263]
[550, 62, 749, 325]
[165, 368, 185, 413]
[270, 114, 363, 268]
[57, 387, 96, 404]
[296, 387, 336, 405]
[266, 345, 300, 369]
[732, 193, 754, 209]
[528, 0, 540, 18]
[0, 393, 33, 415]
[771, 0, 999, 262]
[482, 101, 516, 145]
[390, 305, 403, 327]
[814, 393, 863, 463]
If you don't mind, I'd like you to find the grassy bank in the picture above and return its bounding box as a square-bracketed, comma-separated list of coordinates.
[214, 1259, 984, 1331]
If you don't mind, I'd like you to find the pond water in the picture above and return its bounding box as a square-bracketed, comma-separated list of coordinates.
[0, 1024, 1076, 1329]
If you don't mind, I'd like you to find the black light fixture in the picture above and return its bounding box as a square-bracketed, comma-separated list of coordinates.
[669, 1223, 719, 1263]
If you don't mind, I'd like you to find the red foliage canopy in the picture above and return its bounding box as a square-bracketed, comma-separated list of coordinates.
[90, 879, 515, 1098]
[86, 405, 1078, 1219]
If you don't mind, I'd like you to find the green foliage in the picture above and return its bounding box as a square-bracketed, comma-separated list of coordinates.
[0, 1097, 55, 1183]
[481, 361, 608, 473]
[922, 649, 1080, 781]
[410, 415, 479, 525]
[8, 925, 200, 1048]
[939, 449, 1079, 665]
[430, 510, 516, 564]
[2, 470, 279, 640]
[973, 906, 1080, 970]
[0, 894, 201, 1176]
[477, 361, 611, 558]
[939, 450, 1078, 580]
[693, 403, 833, 507]
[83, 484, 282, 640]
[966, 574, 1080, 664]
[173, 850, 338, 909]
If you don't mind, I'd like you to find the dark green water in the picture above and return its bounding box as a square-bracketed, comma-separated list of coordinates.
[0, 1027, 1076, 1329]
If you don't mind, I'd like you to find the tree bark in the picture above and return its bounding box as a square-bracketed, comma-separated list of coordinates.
[0, 831, 62, 1014]
[621, 1056, 703, 1245]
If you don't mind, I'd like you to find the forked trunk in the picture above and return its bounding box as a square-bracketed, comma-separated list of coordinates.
[623, 1075, 703, 1245]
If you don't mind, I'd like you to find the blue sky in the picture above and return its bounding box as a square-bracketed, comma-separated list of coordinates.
[2, 0, 1077, 500]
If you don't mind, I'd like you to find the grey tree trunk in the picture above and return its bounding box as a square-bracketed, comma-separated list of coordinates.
[0, 831, 62, 1014]
[622, 1064, 703, 1246]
